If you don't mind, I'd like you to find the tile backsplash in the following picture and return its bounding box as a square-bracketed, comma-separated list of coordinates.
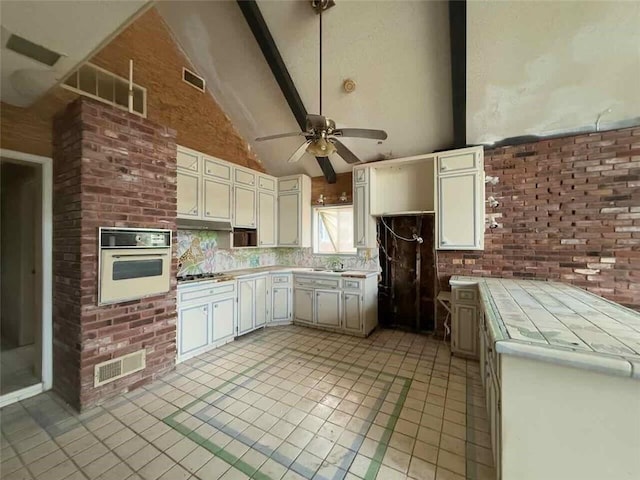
[177, 229, 379, 275]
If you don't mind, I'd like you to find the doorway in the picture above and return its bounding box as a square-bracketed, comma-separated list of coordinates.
[0, 150, 52, 407]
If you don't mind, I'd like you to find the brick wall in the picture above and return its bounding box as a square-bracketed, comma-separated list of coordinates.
[311, 172, 353, 205]
[53, 97, 178, 410]
[438, 126, 640, 309]
[1, 8, 261, 173]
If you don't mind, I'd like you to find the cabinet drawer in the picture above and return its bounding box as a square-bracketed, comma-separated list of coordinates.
[203, 157, 231, 181]
[343, 279, 363, 290]
[177, 148, 199, 172]
[454, 287, 477, 303]
[258, 175, 276, 191]
[179, 282, 235, 304]
[272, 274, 291, 284]
[235, 168, 256, 186]
[294, 276, 340, 289]
[279, 178, 300, 192]
[438, 150, 481, 174]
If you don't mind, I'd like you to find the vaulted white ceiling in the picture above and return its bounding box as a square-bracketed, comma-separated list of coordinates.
[157, 1, 453, 178]
[0, 0, 149, 107]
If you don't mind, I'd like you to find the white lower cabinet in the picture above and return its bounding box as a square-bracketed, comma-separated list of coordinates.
[212, 297, 235, 341]
[293, 288, 314, 324]
[270, 274, 292, 324]
[237, 274, 270, 335]
[316, 290, 341, 327]
[293, 274, 378, 336]
[343, 292, 362, 333]
[178, 303, 209, 356]
[177, 280, 236, 363]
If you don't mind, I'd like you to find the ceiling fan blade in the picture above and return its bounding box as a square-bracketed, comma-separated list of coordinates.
[287, 140, 311, 163]
[332, 128, 388, 140]
[255, 132, 306, 142]
[330, 139, 361, 164]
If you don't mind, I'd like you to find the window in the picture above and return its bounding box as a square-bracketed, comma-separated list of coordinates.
[313, 206, 356, 254]
[62, 63, 147, 117]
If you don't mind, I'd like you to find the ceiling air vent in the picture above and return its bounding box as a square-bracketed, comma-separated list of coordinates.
[183, 67, 205, 92]
[94, 349, 146, 387]
[6, 33, 62, 66]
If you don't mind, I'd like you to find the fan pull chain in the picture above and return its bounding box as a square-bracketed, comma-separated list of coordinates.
[319, 3, 322, 117]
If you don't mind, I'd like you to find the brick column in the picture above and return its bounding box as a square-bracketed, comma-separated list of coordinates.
[53, 98, 178, 410]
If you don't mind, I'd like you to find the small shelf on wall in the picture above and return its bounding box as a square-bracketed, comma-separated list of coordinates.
[372, 211, 435, 217]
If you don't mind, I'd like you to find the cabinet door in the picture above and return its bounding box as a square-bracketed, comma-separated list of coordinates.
[177, 147, 199, 172]
[437, 171, 482, 249]
[212, 297, 235, 342]
[177, 171, 200, 218]
[258, 191, 276, 247]
[354, 184, 368, 248]
[294, 288, 314, 323]
[272, 287, 290, 322]
[235, 168, 256, 187]
[343, 293, 362, 333]
[203, 157, 231, 181]
[316, 290, 341, 327]
[204, 179, 232, 221]
[258, 175, 276, 191]
[452, 303, 478, 358]
[178, 303, 209, 356]
[278, 192, 300, 246]
[438, 149, 481, 174]
[238, 279, 255, 335]
[255, 276, 268, 327]
[234, 185, 256, 228]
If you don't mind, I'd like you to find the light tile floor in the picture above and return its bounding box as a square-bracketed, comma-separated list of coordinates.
[0, 326, 495, 480]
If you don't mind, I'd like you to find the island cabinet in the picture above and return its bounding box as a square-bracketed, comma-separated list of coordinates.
[450, 282, 480, 359]
[352, 145, 485, 251]
[292, 273, 378, 336]
[451, 276, 640, 480]
[176, 280, 236, 363]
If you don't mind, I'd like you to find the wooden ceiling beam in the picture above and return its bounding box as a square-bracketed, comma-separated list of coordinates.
[237, 0, 337, 183]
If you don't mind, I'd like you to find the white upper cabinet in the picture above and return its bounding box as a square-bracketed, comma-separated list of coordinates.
[203, 157, 232, 181]
[436, 147, 485, 250]
[277, 174, 311, 247]
[352, 167, 377, 249]
[204, 179, 232, 221]
[176, 146, 277, 236]
[177, 171, 200, 217]
[258, 191, 276, 247]
[177, 147, 199, 173]
[233, 185, 256, 228]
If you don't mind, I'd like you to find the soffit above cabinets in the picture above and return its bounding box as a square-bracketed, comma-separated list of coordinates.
[0, 0, 150, 107]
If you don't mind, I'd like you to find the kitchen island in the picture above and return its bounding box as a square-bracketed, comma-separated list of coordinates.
[450, 276, 640, 480]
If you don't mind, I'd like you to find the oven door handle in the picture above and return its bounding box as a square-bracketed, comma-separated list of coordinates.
[111, 253, 169, 259]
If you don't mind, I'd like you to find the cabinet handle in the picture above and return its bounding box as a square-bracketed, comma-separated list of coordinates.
[206, 211, 211, 215]
[441, 165, 448, 171]
[214, 304, 218, 309]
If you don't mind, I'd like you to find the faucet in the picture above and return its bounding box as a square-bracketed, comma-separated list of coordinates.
[327, 259, 344, 271]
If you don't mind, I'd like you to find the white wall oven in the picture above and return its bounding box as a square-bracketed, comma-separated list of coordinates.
[99, 228, 172, 305]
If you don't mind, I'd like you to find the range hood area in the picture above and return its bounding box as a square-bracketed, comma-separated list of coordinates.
[176, 218, 233, 231]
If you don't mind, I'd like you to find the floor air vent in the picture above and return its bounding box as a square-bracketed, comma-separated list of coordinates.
[94, 350, 146, 387]
[182, 67, 205, 92]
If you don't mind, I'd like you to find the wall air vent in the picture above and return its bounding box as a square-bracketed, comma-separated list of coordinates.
[6, 33, 62, 66]
[63, 63, 147, 117]
[94, 349, 146, 387]
[182, 67, 205, 92]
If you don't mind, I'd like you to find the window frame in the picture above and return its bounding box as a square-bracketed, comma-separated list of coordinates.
[312, 204, 357, 256]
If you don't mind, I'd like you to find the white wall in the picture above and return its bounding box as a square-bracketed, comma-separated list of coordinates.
[467, 1, 640, 144]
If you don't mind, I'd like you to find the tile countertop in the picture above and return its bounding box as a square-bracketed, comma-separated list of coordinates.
[177, 266, 378, 285]
[450, 276, 640, 379]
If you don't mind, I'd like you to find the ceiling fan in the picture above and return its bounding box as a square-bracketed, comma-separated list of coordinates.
[254, 1, 387, 164]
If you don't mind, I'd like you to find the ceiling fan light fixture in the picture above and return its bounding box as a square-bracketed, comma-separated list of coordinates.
[306, 138, 336, 156]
